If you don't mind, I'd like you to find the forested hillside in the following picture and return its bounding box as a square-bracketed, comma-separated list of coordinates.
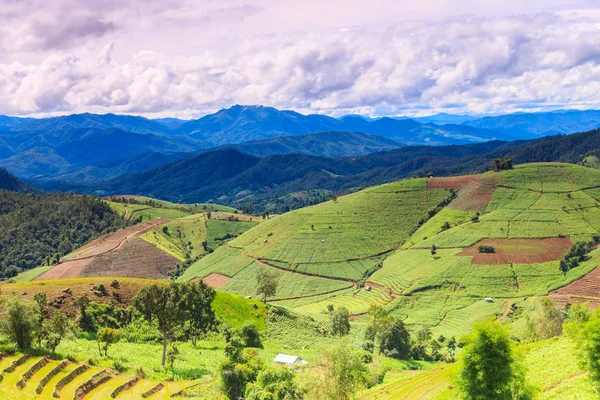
[0, 191, 129, 277]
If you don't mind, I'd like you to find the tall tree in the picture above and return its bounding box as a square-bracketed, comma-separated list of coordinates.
[458, 320, 531, 400]
[0, 296, 36, 348]
[256, 267, 279, 303]
[133, 282, 216, 365]
[330, 306, 351, 336]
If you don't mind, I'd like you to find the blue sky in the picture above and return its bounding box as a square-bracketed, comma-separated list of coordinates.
[1, 0, 599, 118]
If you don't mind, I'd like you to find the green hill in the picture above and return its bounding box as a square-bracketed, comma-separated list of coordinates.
[180, 162, 600, 336]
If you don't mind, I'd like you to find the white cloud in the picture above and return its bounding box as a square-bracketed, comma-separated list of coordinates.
[0, 3, 600, 117]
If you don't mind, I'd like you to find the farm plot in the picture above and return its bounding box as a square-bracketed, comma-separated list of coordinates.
[361, 364, 458, 400]
[457, 238, 572, 264]
[78, 237, 178, 279]
[293, 286, 395, 315]
[387, 293, 503, 337]
[201, 273, 231, 289]
[370, 249, 519, 298]
[229, 178, 452, 265]
[178, 246, 259, 282]
[550, 251, 600, 307]
[403, 208, 478, 248]
[220, 262, 353, 301]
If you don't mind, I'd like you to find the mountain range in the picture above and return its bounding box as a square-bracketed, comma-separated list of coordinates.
[35, 128, 600, 213]
[1, 105, 600, 186]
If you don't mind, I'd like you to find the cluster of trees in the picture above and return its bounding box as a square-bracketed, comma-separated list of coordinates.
[491, 157, 514, 172]
[456, 299, 600, 400]
[0, 191, 130, 277]
[0, 281, 217, 377]
[559, 236, 599, 273]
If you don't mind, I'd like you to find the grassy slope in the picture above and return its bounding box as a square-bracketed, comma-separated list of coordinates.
[179, 163, 600, 337]
[363, 335, 595, 400]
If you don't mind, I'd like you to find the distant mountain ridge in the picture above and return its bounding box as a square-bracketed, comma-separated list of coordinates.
[46, 128, 600, 213]
[1, 106, 600, 183]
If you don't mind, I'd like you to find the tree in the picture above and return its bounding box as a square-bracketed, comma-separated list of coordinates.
[45, 311, 69, 353]
[492, 157, 513, 172]
[256, 267, 279, 303]
[447, 336, 457, 359]
[458, 320, 531, 400]
[33, 292, 47, 349]
[0, 296, 36, 348]
[299, 344, 366, 400]
[569, 307, 600, 389]
[219, 332, 264, 400]
[365, 304, 387, 347]
[245, 366, 300, 400]
[526, 298, 563, 341]
[53, 253, 61, 265]
[331, 306, 351, 336]
[133, 282, 216, 366]
[431, 244, 437, 255]
[238, 323, 262, 348]
[97, 327, 121, 357]
[377, 316, 411, 359]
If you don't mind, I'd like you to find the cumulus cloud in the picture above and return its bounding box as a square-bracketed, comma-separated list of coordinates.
[1, 8, 600, 117]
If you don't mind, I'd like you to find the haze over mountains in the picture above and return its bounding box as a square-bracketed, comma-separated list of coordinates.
[1, 105, 600, 190]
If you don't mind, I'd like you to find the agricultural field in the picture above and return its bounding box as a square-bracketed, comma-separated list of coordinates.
[178, 163, 600, 339]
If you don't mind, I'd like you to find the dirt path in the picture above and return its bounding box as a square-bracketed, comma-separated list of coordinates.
[497, 299, 512, 321]
[543, 371, 587, 392]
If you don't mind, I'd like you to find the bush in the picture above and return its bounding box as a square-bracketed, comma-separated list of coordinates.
[478, 245, 495, 253]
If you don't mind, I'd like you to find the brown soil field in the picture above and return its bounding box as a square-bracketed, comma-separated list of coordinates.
[36, 221, 172, 281]
[430, 173, 499, 212]
[201, 273, 231, 289]
[34, 258, 93, 280]
[427, 176, 478, 189]
[66, 221, 165, 260]
[78, 238, 178, 279]
[457, 237, 572, 264]
[550, 267, 600, 307]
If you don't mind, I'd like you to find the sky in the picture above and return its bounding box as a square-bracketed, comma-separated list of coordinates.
[1, 0, 600, 118]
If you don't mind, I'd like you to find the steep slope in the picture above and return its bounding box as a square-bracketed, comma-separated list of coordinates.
[179, 163, 600, 336]
[0, 168, 31, 192]
[79, 141, 513, 208]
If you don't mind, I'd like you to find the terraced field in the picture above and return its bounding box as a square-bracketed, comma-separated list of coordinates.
[179, 163, 600, 337]
[0, 351, 193, 400]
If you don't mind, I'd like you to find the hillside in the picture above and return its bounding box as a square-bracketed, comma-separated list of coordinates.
[179, 162, 600, 336]
[0, 128, 205, 179]
[464, 109, 600, 137]
[219, 130, 403, 157]
[53, 129, 600, 213]
[0, 167, 31, 192]
[0, 191, 129, 277]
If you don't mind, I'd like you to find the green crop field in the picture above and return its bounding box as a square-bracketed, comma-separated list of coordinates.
[176, 163, 600, 340]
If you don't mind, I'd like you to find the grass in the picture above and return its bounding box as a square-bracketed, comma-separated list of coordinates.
[11, 266, 53, 283]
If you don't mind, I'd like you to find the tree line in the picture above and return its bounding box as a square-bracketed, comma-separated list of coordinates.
[0, 191, 130, 277]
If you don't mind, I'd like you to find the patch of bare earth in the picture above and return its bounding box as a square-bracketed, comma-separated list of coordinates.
[428, 174, 498, 212]
[34, 259, 93, 280]
[200, 273, 231, 289]
[79, 238, 178, 279]
[67, 221, 164, 260]
[550, 267, 600, 307]
[457, 237, 573, 264]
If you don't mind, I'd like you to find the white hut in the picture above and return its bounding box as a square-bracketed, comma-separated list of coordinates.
[273, 354, 308, 367]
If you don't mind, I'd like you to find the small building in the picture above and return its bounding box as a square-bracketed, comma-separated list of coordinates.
[273, 354, 308, 367]
[485, 297, 494, 303]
